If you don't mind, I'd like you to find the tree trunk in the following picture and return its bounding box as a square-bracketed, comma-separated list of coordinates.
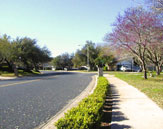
[144, 69, 147, 79]
[0, 58, 3, 63]
[23, 60, 30, 71]
[33, 63, 39, 72]
[5, 59, 13, 72]
[156, 65, 161, 75]
[13, 64, 18, 76]
[142, 61, 147, 79]
[98, 67, 103, 77]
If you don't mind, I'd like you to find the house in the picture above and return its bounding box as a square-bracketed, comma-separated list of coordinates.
[42, 63, 55, 70]
[116, 58, 141, 72]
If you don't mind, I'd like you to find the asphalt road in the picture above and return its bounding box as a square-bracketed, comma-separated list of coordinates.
[0, 71, 95, 129]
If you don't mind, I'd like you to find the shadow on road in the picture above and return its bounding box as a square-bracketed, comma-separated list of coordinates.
[0, 71, 79, 82]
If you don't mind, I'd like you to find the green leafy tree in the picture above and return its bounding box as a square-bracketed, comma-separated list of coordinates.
[0, 34, 15, 72]
[97, 45, 117, 70]
[13, 37, 51, 71]
[0, 35, 51, 74]
[51, 56, 62, 69]
[72, 41, 100, 70]
[51, 53, 73, 70]
[72, 49, 87, 68]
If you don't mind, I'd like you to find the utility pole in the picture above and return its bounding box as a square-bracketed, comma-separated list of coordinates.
[78, 43, 90, 71]
[87, 44, 90, 71]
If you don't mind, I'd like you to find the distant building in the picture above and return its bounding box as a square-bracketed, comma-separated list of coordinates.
[116, 58, 141, 72]
[42, 63, 55, 70]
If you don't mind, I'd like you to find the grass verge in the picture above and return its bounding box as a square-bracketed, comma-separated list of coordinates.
[108, 71, 163, 108]
[55, 77, 109, 129]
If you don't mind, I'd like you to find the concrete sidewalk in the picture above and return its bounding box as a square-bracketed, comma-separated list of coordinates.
[104, 74, 163, 129]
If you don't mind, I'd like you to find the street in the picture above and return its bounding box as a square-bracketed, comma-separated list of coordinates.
[0, 71, 95, 129]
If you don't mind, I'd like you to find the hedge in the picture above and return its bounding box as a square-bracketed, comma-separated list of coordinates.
[55, 77, 109, 129]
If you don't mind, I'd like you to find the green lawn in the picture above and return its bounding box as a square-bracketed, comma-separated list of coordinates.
[108, 71, 163, 109]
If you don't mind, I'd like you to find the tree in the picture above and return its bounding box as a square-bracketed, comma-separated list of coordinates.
[12, 37, 51, 71]
[95, 47, 117, 76]
[51, 56, 62, 69]
[132, 1, 163, 75]
[146, 0, 163, 14]
[72, 49, 86, 68]
[0, 35, 51, 74]
[146, 35, 163, 75]
[97, 45, 118, 70]
[105, 8, 162, 79]
[86, 41, 100, 70]
[72, 41, 100, 70]
[51, 53, 73, 70]
[0, 34, 16, 72]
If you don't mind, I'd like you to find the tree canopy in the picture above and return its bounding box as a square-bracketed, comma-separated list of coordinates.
[0, 34, 51, 74]
[51, 53, 73, 70]
[105, 7, 163, 78]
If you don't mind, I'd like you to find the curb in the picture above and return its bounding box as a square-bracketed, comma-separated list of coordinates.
[36, 75, 98, 129]
[0, 76, 17, 80]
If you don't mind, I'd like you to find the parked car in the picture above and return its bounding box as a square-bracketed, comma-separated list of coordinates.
[120, 65, 141, 72]
[120, 65, 131, 71]
[79, 66, 89, 70]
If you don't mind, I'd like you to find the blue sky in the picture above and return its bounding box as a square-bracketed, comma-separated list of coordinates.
[0, 0, 143, 57]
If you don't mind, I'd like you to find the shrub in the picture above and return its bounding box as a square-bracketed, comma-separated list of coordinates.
[55, 77, 109, 129]
[103, 66, 108, 71]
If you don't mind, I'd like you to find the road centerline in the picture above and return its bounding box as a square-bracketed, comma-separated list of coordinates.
[0, 75, 57, 88]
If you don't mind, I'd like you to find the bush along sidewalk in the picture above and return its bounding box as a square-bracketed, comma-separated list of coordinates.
[55, 77, 109, 129]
